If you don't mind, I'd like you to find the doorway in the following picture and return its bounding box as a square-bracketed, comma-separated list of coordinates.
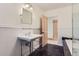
[48, 17, 58, 45]
[40, 16, 58, 45]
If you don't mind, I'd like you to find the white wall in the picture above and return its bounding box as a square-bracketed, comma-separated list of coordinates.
[44, 6, 72, 46]
[0, 3, 44, 28]
[0, 3, 44, 56]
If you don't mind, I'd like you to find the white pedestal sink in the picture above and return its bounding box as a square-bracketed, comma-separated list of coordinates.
[18, 34, 42, 42]
[17, 33, 43, 56]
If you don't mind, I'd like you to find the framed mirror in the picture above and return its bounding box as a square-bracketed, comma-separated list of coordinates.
[21, 8, 32, 24]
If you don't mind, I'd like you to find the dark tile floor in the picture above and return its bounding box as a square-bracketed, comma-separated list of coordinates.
[30, 44, 64, 56]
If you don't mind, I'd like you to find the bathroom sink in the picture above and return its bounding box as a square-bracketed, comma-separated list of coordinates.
[18, 34, 42, 42]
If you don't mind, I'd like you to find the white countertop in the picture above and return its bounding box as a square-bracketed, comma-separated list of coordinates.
[18, 34, 42, 42]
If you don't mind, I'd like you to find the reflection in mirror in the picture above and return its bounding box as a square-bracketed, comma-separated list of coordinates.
[21, 8, 32, 24]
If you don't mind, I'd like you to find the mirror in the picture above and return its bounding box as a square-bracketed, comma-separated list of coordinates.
[21, 8, 32, 24]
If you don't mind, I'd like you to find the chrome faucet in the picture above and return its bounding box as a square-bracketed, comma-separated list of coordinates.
[25, 32, 31, 36]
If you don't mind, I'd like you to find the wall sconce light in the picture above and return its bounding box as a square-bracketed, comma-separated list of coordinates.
[25, 4, 29, 8]
[30, 7, 33, 10]
[19, 3, 33, 16]
[23, 3, 33, 10]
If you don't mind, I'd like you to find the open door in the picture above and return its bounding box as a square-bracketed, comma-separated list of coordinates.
[53, 20, 58, 40]
[40, 16, 48, 46]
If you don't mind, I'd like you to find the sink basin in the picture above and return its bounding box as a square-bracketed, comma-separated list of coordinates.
[18, 34, 42, 42]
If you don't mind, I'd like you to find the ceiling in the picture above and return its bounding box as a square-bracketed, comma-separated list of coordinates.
[32, 3, 72, 11]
